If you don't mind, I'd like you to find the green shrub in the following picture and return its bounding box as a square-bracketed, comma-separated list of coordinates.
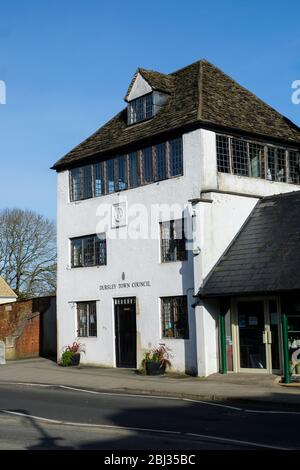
[61, 350, 73, 367]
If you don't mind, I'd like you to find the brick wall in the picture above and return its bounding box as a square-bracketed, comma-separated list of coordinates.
[15, 314, 40, 358]
[0, 296, 56, 360]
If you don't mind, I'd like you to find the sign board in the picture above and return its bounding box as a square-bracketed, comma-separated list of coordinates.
[100, 281, 151, 291]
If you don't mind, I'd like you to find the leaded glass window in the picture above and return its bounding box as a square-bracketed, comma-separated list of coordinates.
[161, 296, 189, 339]
[71, 234, 106, 267]
[77, 301, 97, 337]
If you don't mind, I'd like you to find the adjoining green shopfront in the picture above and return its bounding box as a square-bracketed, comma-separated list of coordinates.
[199, 192, 300, 384]
[215, 294, 300, 383]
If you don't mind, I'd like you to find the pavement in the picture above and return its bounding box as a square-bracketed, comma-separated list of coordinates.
[0, 358, 300, 409]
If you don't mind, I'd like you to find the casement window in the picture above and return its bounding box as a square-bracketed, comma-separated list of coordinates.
[289, 151, 300, 184]
[128, 94, 154, 124]
[69, 136, 183, 201]
[249, 143, 264, 178]
[77, 301, 97, 337]
[160, 219, 187, 262]
[141, 147, 153, 183]
[231, 139, 248, 176]
[70, 168, 81, 200]
[129, 152, 140, 188]
[155, 142, 167, 181]
[116, 156, 127, 191]
[276, 148, 286, 182]
[216, 135, 231, 173]
[161, 296, 189, 339]
[93, 162, 104, 197]
[71, 234, 106, 268]
[169, 138, 183, 176]
[216, 134, 300, 184]
[106, 158, 116, 194]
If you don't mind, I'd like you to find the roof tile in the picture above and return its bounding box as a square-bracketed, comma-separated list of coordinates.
[52, 60, 300, 171]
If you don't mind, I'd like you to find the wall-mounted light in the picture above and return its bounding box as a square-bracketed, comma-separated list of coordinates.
[193, 246, 201, 256]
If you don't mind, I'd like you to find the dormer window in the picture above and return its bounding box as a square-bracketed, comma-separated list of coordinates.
[127, 91, 169, 125]
[126, 70, 170, 125]
[128, 94, 153, 124]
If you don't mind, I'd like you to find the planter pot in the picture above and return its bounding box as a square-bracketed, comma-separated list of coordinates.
[70, 353, 80, 366]
[145, 361, 165, 376]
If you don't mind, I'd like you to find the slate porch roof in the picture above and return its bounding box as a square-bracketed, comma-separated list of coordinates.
[52, 60, 300, 171]
[0, 277, 17, 299]
[199, 191, 300, 298]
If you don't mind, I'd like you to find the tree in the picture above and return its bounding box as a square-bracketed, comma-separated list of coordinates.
[0, 208, 56, 299]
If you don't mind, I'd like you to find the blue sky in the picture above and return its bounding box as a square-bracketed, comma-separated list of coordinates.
[0, 0, 299, 220]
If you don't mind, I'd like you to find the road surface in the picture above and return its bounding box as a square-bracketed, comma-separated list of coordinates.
[0, 383, 299, 450]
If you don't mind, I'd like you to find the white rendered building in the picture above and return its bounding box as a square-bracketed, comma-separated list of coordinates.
[53, 60, 300, 376]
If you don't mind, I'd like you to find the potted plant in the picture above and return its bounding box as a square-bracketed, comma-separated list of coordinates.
[141, 345, 172, 375]
[60, 341, 85, 367]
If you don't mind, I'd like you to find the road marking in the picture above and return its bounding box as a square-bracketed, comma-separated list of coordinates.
[0, 409, 290, 449]
[1, 381, 299, 415]
[245, 409, 300, 415]
[1, 410, 61, 424]
[59, 385, 180, 402]
[183, 398, 243, 411]
[0, 410, 179, 435]
[186, 433, 290, 450]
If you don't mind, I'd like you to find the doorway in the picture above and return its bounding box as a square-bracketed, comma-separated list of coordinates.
[114, 297, 137, 368]
[232, 298, 281, 373]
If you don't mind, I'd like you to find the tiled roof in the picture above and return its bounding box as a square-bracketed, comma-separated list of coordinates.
[199, 191, 300, 297]
[52, 60, 300, 171]
[0, 277, 17, 298]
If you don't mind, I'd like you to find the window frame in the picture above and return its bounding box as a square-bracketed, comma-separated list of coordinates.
[161, 296, 189, 340]
[127, 93, 154, 125]
[70, 234, 107, 268]
[216, 133, 300, 185]
[76, 301, 97, 338]
[160, 219, 187, 263]
[68, 136, 184, 202]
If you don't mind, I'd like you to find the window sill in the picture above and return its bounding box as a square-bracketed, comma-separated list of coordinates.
[71, 265, 107, 269]
[77, 337, 98, 340]
[68, 173, 184, 204]
[161, 337, 190, 341]
[160, 259, 188, 265]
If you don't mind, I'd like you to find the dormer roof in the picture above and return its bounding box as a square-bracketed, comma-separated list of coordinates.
[52, 60, 300, 171]
[125, 68, 174, 101]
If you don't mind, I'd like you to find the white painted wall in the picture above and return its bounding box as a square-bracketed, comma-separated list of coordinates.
[57, 129, 202, 374]
[127, 73, 152, 101]
[218, 172, 300, 197]
[57, 126, 300, 376]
